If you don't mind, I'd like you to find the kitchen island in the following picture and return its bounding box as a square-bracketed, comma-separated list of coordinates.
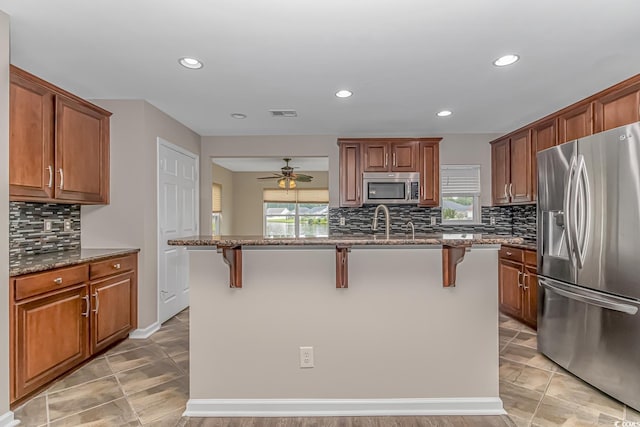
[169, 234, 523, 418]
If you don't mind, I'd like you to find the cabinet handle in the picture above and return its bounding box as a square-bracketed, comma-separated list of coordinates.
[47, 166, 53, 188]
[506, 251, 512, 256]
[393, 152, 396, 167]
[58, 168, 64, 189]
[385, 153, 388, 167]
[509, 183, 514, 199]
[356, 186, 360, 200]
[113, 263, 121, 269]
[81, 295, 90, 317]
[517, 271, 523, 287]
[53, 277, 63, 285]
[504, 184, 508, 200]
[523, 273, 529, 290]
[92, 292, 100, 314]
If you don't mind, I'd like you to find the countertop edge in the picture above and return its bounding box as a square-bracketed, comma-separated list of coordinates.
[10, 248, 140, 277]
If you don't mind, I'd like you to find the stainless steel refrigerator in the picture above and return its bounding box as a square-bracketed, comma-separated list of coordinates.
[537, 121, 640, 412]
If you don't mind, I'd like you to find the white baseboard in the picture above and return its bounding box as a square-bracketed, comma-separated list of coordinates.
[0, 411, 20, 427]
[184, 398, 505, 417]
[129, 321, 161, 339]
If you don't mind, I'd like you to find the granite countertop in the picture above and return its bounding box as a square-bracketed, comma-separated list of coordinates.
[168, 234, 525, 247]
[10, 248, 140, 277]
[502, 240, 537, 251]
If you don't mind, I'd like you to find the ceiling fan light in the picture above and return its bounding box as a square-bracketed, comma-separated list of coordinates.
[278, 178, 296, 189]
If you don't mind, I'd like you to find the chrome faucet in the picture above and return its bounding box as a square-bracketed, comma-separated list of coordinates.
[405, 221, 415, 239]
[372, 204, 390, 239]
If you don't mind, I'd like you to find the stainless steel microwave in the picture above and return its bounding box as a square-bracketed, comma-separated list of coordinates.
[362, 172, 420, 204]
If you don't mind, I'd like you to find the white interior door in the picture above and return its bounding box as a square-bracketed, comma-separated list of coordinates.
[158, 140, 199, 324]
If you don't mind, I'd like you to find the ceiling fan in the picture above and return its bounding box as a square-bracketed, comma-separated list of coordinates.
[257, 158, 313, 189]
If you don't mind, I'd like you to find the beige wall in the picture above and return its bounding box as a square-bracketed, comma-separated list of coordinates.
[230, 171, 328, 235]
[212, 163, 234, 235]
[200, 136, 339, 235]
[82, 100, 201, 329]
[189, 246, 500, 401]
[0, 10, 10, 419]
[200, 134, 496, 234]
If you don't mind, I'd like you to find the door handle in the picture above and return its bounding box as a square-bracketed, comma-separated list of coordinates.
[522, 273, 529, 290]
[385, 153, 388, 168]
[540, 278, 638, 315]
[504, 184, 508, 200]
[564, 156, 577, 264]
[508, 183, 514, 199]
[92, 292, 100, 314]
[58, 168, 64, 189]
[47, 166, 53, 188]
[517, 271, 523, 287]
[393, 152, 396, 167]
[573, 155, 590, 269]
[81, 295, 90, 317]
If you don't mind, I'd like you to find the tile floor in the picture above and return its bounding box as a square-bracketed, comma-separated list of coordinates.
[13, 310, 640, 426]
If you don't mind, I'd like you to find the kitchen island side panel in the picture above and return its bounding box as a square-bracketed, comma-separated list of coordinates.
[189, 247, 499, 400]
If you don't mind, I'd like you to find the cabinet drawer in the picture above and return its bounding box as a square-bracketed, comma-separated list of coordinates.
[499, 246, 524, 263]
[90, 255, 136, 280]
[524, 250, 537, 267]
[14, 264, 89, 301]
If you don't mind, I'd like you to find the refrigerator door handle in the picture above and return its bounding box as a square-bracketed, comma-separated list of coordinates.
[564, 156, 577, 264]
[574, 156, 590, 268]
[539, 278, 639, 315]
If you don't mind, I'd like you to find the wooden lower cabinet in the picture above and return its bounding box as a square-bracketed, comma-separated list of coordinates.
[498, 246, 538, 329]
[14, 284, 89, 399]
[10, 253, 138, 405]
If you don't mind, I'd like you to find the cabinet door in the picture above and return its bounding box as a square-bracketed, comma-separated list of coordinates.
[390, 141, 418, 172]
[362, 142, 389, 172]
[418, 141, 439, 206]
[594, 81, 640, 132]
[9, 72, 55, 200]
[339, 142, 362, 207]
[90, 272, 134, 354]
[55, 95, 110, 204]
[491, 139, 510, 205]
[522, 266, 538, 329]
[499, 259, 523, 318]
[14, 285, 89, 399]
[531, 119, 557, 200]
[509, 130, 532, 203]
[558, 103, 594, 144]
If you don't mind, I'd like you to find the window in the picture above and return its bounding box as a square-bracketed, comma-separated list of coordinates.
[441, 165, 481, 224]
[212, 183, 222, 234]
[263, 188, 329, 237]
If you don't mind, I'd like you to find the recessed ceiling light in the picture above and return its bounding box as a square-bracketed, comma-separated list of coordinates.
[437, 110, 452, 117]
[335, 89, 353, 98]
[231, 113, 247, 119]
[493, 54, 519, 67]
[179, 57, 203, 69]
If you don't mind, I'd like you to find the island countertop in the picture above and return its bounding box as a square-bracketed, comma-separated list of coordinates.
[168, 233, 525, 247]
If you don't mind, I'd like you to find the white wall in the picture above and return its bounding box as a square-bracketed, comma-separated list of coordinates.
[200, 134, 496, 234]
[231, 171, 328, 235]
[82, 100, 201, 329]
[0, 10, 10, 420]
[212, 163, 234, 235]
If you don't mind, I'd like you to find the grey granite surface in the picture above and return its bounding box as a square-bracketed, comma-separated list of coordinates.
[10, 248, 140, 277]
[168, 234, 525, 247]
[502, 240, 537, 251]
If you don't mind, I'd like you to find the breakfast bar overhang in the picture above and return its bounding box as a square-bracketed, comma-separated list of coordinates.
[169, 234, 523, 418]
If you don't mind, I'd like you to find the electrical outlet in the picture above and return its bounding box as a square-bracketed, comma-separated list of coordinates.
[339, 217, 346, 226]
[490, 216, 496, 226]
[64, 218, 72, 231]
[299, 346, 314, 368]
[430, 216, 437, 226]
[43, 219, 53, 232]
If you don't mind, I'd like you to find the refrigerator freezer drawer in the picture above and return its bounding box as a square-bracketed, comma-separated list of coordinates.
[538, 276, 640, 411]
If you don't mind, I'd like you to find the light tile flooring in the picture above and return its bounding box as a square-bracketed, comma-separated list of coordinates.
[13, 310, 640, 426]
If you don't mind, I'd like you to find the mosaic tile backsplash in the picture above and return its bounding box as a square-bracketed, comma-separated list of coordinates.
[10, 202, 81, 258]
[329, 204, 536, 240]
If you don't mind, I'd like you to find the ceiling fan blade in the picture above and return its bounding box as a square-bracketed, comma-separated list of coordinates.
[293, 174, 313, 182]
[257, 174, 283, 180]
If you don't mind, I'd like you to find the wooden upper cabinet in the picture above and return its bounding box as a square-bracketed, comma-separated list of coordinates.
[509, 130, 532, 203]
[339, 141, 362, 207]
[558, 102, 594, 144]
[594, 80, 640, 132]
[9, 65, 111, 205]
[362, 140, 418, 172]
[55, 96, 110, 203]
[418, 139, 441, 206]
[491, 138, 510, 205]
[531, 119, 557, 200]
[9, 72, 55, 199]
[390, 141, 418, 172]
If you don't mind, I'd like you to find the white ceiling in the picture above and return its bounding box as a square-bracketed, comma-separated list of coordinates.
[212, 157, 328, 172]
[1, 1, 640, 137]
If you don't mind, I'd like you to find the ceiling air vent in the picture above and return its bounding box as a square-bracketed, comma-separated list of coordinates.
[269, 110, 298, 118]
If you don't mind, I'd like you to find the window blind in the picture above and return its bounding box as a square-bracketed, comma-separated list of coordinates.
[441, 165, 481, 195]
[212, 183, 222, 212]
[263, 188, 329, 203]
